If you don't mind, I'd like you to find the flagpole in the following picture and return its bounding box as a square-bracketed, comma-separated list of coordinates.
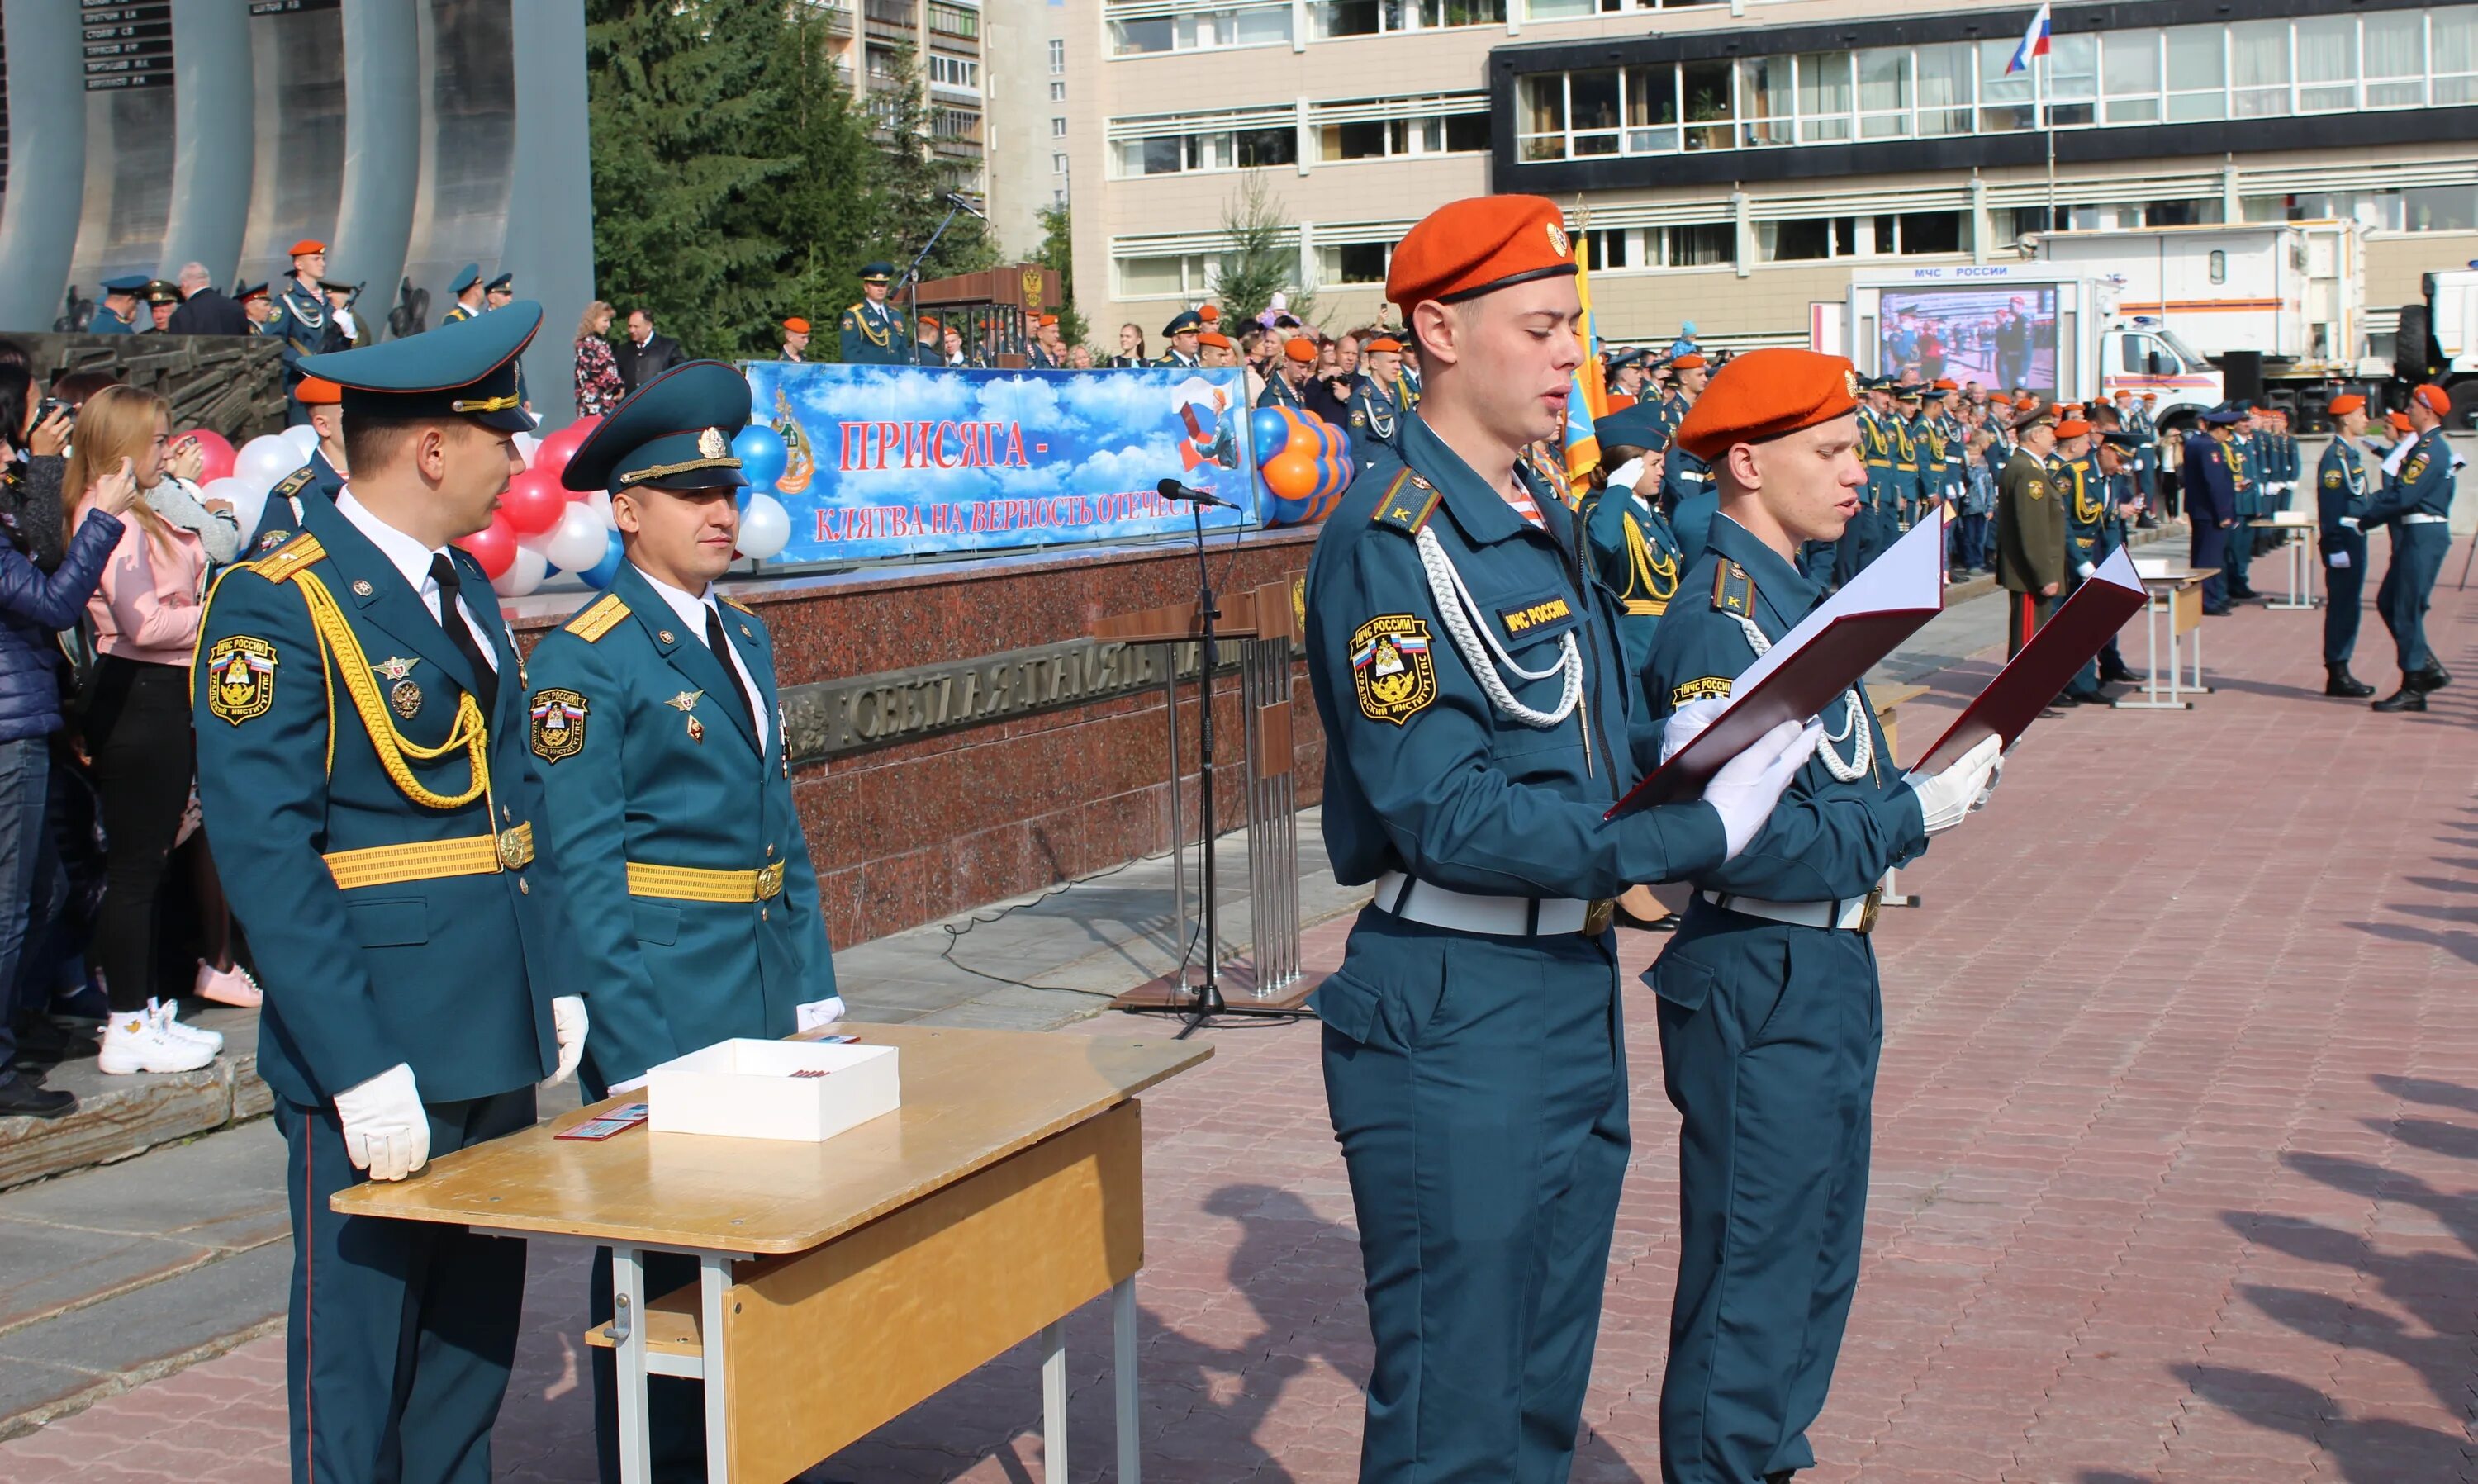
[2042, 46, 2058, 232]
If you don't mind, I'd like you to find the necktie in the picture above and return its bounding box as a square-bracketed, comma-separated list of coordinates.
[704, 604, 757, 741]
[427, 553, 498, 719]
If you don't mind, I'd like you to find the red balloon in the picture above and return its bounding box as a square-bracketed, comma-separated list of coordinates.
[501, 468, 566, 536]
[532, 415, 601, 483]
[454, 515, 517, 581]
[178, 429, 235, 484]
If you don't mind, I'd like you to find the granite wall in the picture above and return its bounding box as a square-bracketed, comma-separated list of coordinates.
[509, 530, 1326, 947]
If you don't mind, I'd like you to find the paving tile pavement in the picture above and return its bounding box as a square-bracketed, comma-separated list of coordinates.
[2, 551, 2473, 1482]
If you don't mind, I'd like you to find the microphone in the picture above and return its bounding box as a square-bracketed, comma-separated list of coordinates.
[947, 192, 988, 221]
[1157, 477, 1236, 509]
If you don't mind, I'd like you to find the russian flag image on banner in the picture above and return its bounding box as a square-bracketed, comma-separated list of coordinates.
[2007, 2, 2053, 73]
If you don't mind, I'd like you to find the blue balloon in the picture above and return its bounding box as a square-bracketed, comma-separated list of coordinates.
[1249, 408, 1290, 467]
[580, 529, 625, 589]
[733, 424, 789, 491]
[734, 482, 752, 512]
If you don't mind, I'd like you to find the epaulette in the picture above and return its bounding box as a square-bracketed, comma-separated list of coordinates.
[273, 467, 313, 498]
[721, 595, 757, 617]
[563, 592, 630, 642]
[1711, 558, 1756, 618]
[1370, 470, 1440, 537]
[251, 533, 325, 585]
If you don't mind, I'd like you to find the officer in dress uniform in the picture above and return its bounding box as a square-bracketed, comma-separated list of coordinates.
[441, 265, 487, 327]
[143, 280, 182, 331]
[838, 263, 909, 365]
[529, 362, 843, 1483]
[1344, 335, 1412, 467]
[1996, 400, 2067, 656]
[2355, 383, 2458, 713]
[1578, 401, 1683, 715]
[88, 275, 149, 334]
[2183, 407, 2246, 614]
[1641, 349, 2006, 1484]
[2124, 391, 2161, 522]
[1657, 355, 1717, 570]
[1838, 380, 1896, 588]
[240, 282, 275, 335]
[1304, 196, 1815, 1483]
[1155, 310, 1204, 368]
[2315, 394, 2377, 698]
[192, 305, 588, 1484]
[269, 241, 349, 425]
[485, 273, 514, 312]
[249, 377, 350, 557]
[2219, 404, 2263, 599]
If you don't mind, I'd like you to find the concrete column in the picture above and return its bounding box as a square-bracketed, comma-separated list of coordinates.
[334, 0, 422, 335]
[163, 0, 257, 283]
[1969, 175, 1990, 265]
[1734, 190, 1753, 279]
[0, 0, 87, 330]
[507, 0, 595, 422]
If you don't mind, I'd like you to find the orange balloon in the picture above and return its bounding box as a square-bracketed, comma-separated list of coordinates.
[1265, 451, 1319, 500]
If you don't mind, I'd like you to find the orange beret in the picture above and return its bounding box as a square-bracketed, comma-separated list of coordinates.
[1931, 377, 1957, 391]
[2327, 394, 2366, 415]
[2014, 395, 2040, 411]
[1386, 195, 1575, 312]
[295, 377, 343, 407]
[1282, 338, 1318, 365]
[1038, 314, 1058, 327]
[918, 315, 940, 330]
[1198, 330, 1232, 350]
[2389, 410, 2414, 430]
[2141, 391, 2158, 401]
[1199, 305, 1220, 322]
[2413, 383, 2450, 415]
[783, 317, 810, 334]
[1363, 336, 1403, 353]
[2054, 418, 2091, 439]
[1673, 349, 1858, 462]
[1671, 353, 1707, 371]
[288, 239, 326, 257]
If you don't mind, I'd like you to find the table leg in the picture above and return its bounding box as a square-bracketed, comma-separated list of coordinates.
[702, 1254, 732, 1482]
[1042, 1319, 1069, 1482]
[1115, 1277, 1142, 1484]
[612, 1246, 653, 1484]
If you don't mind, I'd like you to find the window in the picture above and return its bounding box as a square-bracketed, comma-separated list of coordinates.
[1322, 243, 1389, 283]
[1662, 222, 1735, 268]
[1977, 38, 2035, 132]
[1857, 48, 1911, 139]
[2365, 12, 2424, 106]
[2229, 19, 2291, 118]
[2102, 30, 2162, 122]
[2208, 249, 2227, 284]
[1915, 43, 1974, 135]
[2165, 27, 2226, 121]
[1895, 211, 1963, 254]
[1569, 69, 1621, 154]
[2405, 184, 2478, 231]
[1111, 3, 1292, 55]
[1049, 37, 1065, 73]
[2044, 31, 2096, 126]
[1314, 104, 1490, 162]
[1757, 217, 1856, 262]
[928, 3, 978, 39]
[1052, 151, 1068, 174]
[1308, 0, 1504, 40]
[2439, 8, 2478, 102]
[1051, 116, 1068, 137]
[1118, 252, 1226, 298]
[933, 107, 982, 142]
[1683, 59, 1734, 149]
[928, 54, 980, 90]
[2296, 16, 2358, 112]
[1626, 64, 1680, 152]
[1050, 81, 1066, 102]
[1109, 110, 1298, 176]
[1235, 127, 1295, 167]
[1739, 55, 1792, 147]
[1796, 51, 1853, 143]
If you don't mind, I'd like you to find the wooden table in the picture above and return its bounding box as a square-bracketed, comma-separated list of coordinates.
[2248, 512, 2321, 610]
[2118, 561, 2217, 710]
[335, 1023, 1212, 1483]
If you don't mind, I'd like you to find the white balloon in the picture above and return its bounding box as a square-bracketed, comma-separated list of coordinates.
[202, 476, 268, 541]
[543, 503, 611, 572]
[513, 430, 541, 469]
[586, 490, 614, 528]
[279, 424, 320, 459]
[492, 543, 548, 598]
[738, 494, 790, 562]
[234, 435, 298, 490]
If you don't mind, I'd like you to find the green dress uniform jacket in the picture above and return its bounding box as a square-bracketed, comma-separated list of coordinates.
[248, 450, 347, 558]
[2351, 427, 2457, 676]
[2316, 436, 2371, 664]
[525, 563, 836, 1093]
[1579, 479, 1684, 722]
[268, 281, 348, 414]
[838, 299, 909, 364]
[1343, 372, 1406, 467]
[1995, 447, 2067, 652]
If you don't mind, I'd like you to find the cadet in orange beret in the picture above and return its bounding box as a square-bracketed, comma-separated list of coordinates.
[2049, 415, 2117, 703]
[1301, 196, 1816, 1483]
[2315, 393, 2377, 695]
[1342, 335, 1412, 465]
[1641, 348, 2005, 1484]
[1257, 334, 1317, 410]
[780, 317, 810, 363]
[2357, 383, 2457, 709]
[249, 377, 351, 556]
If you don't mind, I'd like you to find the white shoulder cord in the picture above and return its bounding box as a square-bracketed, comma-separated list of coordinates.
[1413, 524, 1582, 728]
[1729, 614, 1872, 783]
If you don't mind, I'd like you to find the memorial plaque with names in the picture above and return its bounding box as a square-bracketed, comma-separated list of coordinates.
[83, 1, 173, 92]
[249, 0, 341, 14]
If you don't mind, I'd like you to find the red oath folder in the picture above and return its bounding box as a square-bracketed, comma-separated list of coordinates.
[1607, 514, 1946, 818]
[1913, 544, 2148, 774]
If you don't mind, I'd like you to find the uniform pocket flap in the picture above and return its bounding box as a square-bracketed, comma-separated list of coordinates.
[1308, 969, 1381, 1045]
[633, 902, 682, 947]
[344, 898, 429, 948]
[1645, 949, 1715, 1012]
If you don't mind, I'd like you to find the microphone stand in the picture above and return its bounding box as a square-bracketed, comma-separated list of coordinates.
[899, 197, 966, 361]
[1184, 499, 1227, 1022]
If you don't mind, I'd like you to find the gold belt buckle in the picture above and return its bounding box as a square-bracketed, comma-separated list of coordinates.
[755, 861, 786, 900]
[496, 825, 534, 870]
[1582, 898, 1614, 936]
[1856, 885, 1884, 935]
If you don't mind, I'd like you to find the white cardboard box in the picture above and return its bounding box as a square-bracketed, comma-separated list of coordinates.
[643, 1038, 901, 1142]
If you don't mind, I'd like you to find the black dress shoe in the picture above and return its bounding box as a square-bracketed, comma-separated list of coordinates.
[0, 1075, 75, 1118]
[2228, 585, 2260, 600]
[2325, 664, 2376, 699]
[2373, 687, 2428, 713]
[2049, 692, 2082, 708]
[2410, 665, 2452, 693]
[2099, 662, 2141, 685]
[12, 1018, 97, 1068]
[2202, 604, 2234, 616]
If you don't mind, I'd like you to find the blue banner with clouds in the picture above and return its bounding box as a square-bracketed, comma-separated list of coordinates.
[741, 363, 1259, 564]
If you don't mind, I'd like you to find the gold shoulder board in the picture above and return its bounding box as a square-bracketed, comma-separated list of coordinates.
[252, 534, 327, 585]
[564, 592, 630, 642]
[721, 595, 757, 616]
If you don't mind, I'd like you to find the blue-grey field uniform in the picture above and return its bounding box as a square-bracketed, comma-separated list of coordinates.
[2183, 430, 2240, 613]
[2354, 427, 2457, 683]
[1344, 372, 1408, 469]
[1258, 370, 1306, 411]
[1640, 514, 1930, 1484]
[249, 449, 348, 557]
[268, 278, 348, 425]
[2317, 439, 2371, 666]
[1305, 410, 1731, 1482]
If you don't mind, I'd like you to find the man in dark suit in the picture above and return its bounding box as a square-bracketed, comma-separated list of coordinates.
[615, 309, 686, 396]
[167, 263, 250, 335]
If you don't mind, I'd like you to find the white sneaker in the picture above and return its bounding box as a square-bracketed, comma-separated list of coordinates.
[97, 1012, 216, 1075]
[193, 962, 263, 1008]
[149, 998, 223, 1053]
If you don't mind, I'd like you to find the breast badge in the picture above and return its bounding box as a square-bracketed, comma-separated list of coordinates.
[1350, 614, 1436, 725]
[529, 689, 589, 763]
[667, 690, 706, 743]
[205, 637, 278, 725]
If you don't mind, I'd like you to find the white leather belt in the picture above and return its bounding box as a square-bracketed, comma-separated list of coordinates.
[1374, 870, 1607, 937]
[2401, 513, 2448, 524]
[1699, 888, 1880, 933]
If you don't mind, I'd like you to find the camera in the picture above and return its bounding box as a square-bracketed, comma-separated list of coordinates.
[35, 397, 71, 430]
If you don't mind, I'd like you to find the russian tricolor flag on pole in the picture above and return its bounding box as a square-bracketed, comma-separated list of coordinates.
[2006, 2, 2053, 73]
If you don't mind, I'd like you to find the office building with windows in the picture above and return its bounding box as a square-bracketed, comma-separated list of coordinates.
[1066, 0, 2478, 350]
[984, 0, 1073, 257]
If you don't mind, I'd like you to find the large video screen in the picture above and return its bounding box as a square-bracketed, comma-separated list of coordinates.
[1878, 286, 2059, 397]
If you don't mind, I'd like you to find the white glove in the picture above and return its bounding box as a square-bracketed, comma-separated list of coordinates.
[2338, 516, 2359, 530]
[549, 996, 589, 1085]
[2328, 550, 2350, 569]
[1901, 734, 2004, 836]
[1606, 457, 1645, 493]
[1659, 693, 1730, 765]
[795, 996, 847, 1032]
[2076, 560, 2095, 579]
[1700, 719, 1822, 860]
[334, 1064, 430, 1182]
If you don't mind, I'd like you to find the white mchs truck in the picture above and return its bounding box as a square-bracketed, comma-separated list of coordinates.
[2400, 264, 2478, 428]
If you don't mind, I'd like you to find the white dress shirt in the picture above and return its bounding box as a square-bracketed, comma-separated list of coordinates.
[334, 491, 499, 671]
[634, 565, 768, 751]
